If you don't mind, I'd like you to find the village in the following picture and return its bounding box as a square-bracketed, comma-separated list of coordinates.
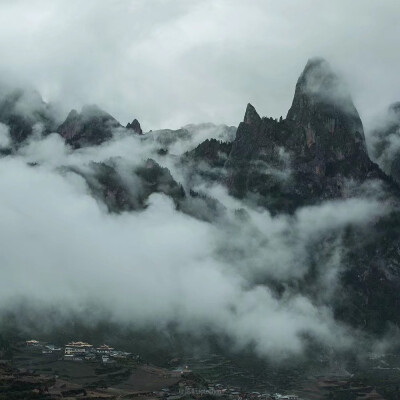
[26, 338, 138, 365]
[20, 339, 300, 400]
[1, 339, 387, 399]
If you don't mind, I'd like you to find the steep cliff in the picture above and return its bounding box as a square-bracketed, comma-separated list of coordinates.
[226, 58, 387, 212]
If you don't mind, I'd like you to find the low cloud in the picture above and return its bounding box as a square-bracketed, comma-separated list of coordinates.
[0, 129, 391, 361]
[0, 123, 11, 148]
[370, 104, 400, 182]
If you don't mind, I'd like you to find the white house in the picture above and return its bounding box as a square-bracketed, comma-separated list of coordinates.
[26, 339, 40, 347]
[96, 344, 114, 354]
[64, 341, 93, 355]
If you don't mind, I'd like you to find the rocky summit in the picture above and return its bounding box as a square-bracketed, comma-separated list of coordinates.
[226, 58, 387, 213]
[126, 118, 143, 135]
[54, 105, 144, 149]
[56, 105, 122, 149]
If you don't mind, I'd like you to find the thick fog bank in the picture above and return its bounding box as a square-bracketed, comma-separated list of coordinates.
[0, 128, 394, 362]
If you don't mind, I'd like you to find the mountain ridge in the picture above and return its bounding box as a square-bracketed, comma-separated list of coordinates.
[2, 58, 400, 337]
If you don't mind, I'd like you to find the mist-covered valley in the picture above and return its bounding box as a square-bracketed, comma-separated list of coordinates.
[1, 57, 400, 374]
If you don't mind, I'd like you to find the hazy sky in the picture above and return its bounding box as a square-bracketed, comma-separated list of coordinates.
[0, 1, 399, 133]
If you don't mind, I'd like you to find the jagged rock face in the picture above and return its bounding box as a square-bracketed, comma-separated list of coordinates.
[126, 118, 143, 135]
[226, 59, 379, 212]
[72, 158, 185, 213]
[372, 102, 400, 184]
[80, 161, 136, 212]
[286, 58, 370, 176]
[0, 88, 55, 145]
[181, 138, 233, 186]
[73, 157, 225, 223]
[188, 138, 232, 168]
[57, 105, 121, 148]
[135, 159, 185, 204]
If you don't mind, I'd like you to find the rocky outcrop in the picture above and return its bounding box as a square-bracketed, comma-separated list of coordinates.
[187, 138, 232, 168]
[180, 138, 233, 186]
[73, 158, 185, 213]
[80, 161, 135, 212]
[286, 58, 371, 177]
[226, 58, 387, 212]
[135, 158, 185, 204]
[126, 118, 143, 135]
[57, 105, 121, 148]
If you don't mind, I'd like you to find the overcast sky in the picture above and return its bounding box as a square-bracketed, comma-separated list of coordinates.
[0, 0, 399, 133]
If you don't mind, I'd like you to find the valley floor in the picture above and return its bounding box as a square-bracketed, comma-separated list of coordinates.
[1, 343, 399, 399]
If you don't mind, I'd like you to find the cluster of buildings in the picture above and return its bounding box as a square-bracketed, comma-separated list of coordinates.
[26, 339, 135, 365]
[25, 340, 299, 400]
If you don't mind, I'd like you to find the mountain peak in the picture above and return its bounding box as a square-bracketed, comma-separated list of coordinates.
[57, 105, 121, 148]
[287, 58, 366, 148]
[288, 57, 359, 121]
[65, 109, 79, 119]
[243, 103, 261, 126]
[227, 58, 373, 208]
[301, 57, 330, 77]
[297, 57, 337, 91]
[126, 118, 143, 135]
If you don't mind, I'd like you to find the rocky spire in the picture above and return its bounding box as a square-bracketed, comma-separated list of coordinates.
[225, 58, 378, 211]
[287, 58, 363, 131]
[286, 58, 368, 166]
[243, 103, 261, 126]
[126, 118, 143, 135]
